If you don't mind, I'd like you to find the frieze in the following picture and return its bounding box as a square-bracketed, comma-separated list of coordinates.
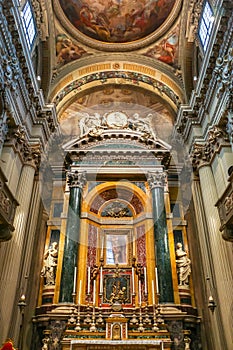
[54, 71, 181, 108]
[67, 170, 87, 189]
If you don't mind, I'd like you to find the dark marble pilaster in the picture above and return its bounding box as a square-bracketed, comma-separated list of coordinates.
[59, 171, 86, 302]
[147, 171, 174, 303]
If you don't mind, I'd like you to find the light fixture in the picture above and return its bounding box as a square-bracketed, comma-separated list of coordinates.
[208, 295, 216, 312]
[18, 294, 26, 312]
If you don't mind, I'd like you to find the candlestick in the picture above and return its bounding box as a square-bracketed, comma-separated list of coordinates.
[100, 266, 103, 294]
[155, 267, 159, 294]
[132, 267, 135, 294]
[78, 280, 82, 305]
[152, 280, 155, 305]
[144, 267, 147, 294]
[93, 279, 96, 306]
[138, 280, 142, 305]
[73, 267, 77, 294]
[87, 266, 91, 294]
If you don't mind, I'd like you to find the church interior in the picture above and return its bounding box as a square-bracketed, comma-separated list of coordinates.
[0, 0, 232, 349]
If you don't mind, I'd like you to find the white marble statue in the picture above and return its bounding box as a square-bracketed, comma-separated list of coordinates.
[175, 242, 191, 286]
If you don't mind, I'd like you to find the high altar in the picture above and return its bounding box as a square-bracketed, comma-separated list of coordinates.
[36, 111, 196, 349]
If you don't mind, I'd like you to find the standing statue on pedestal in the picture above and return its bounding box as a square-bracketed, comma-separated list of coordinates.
[175, 243, 191, 286]
[41, 242, 58, 286]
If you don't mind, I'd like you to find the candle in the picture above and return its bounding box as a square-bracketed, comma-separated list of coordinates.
[78, 280, 82, 305]
[101, 236, 104, 258]
[73, 267, 77, 294]
[144, 267, 147, 294]
[93, 279, 96, 306]
[87, 266, 91, 294]
[161, 341, 164, 350]
[100, 266, 103, 294]
[132, 267, 135, 294]
[155, 267, 159, 294]
[138, 280, 142, 305]
[152, 280, 155, 305]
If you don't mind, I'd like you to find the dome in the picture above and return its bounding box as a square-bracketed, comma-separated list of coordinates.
[59, 0, 176, 43]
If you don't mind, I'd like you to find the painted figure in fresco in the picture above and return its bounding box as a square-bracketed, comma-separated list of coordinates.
[175, 242, 191, 286]
[41, 242, 58, 286]
[59, 0, 176, 43]
[56, 34, 87, 65]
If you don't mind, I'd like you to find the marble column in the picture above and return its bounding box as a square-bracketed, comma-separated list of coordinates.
[147, 171, 174, 303]
[59, 171, 86, 303]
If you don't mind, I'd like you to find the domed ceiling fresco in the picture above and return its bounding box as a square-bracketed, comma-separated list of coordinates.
[58, 0, 176, 43]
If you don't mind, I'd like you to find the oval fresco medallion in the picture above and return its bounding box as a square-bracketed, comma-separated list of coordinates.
[59, 0, 176, 43]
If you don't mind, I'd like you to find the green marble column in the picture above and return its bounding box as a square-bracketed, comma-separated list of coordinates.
[148, 171, 174, 303]
[59, 171, 86, 302]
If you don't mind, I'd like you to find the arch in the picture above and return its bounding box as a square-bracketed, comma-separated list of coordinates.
[49, 56, 184, 116]
[83, 181, 152, 215]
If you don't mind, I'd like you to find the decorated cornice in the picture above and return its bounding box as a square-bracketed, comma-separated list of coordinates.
[0, 0, 57, 136]
[147, 171, 167, 189]
[175, 2, 233, 142]
[185, 0, 204, 43]
[31, 0, 49, 41]
[67, 170, 87, 189]
[190, 125, 230, 172]
[214, 47, 233, 96]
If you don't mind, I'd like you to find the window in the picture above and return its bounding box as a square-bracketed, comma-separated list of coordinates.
[198, 1, 214, 52]
[21, 1, 36, 49]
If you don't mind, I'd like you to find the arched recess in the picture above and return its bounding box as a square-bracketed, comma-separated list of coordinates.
[80, 181, 155, 306]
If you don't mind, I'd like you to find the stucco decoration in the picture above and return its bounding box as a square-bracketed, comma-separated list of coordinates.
[58, 0, 176, 43]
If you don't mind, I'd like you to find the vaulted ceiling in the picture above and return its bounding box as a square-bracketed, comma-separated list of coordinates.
[39, 0, 194, 143]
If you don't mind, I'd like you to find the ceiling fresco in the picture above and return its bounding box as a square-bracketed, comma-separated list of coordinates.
[58, 0, 176, 43]
[59, 87, 174, 142]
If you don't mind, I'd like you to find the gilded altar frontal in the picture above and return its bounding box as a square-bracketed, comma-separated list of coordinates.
[0, 1, 232, 350]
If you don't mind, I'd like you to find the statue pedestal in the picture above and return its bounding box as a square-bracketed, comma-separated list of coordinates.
[41, 285, 55, 305]
[178, 285, 192, 305]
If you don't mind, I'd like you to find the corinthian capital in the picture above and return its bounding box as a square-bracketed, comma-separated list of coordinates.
[147, 171, 167, 189]
[67, 171, 87, 189]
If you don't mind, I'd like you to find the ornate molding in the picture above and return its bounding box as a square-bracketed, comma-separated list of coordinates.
[67, 171, 87, 189]
[31, 0, 49, 41]
[185, 0, 204, 43]
[147, 171, 167, 189]
[214, 47, 233, 96]
[190, 125, 230, 172]
[5, 127, 41, 169]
